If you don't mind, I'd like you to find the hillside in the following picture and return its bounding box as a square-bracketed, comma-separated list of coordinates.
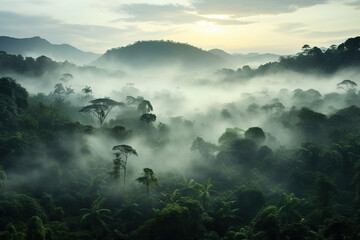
[0, 36, 100, 65]
[216, 36, 360, 82]
[94, 40, 224, 69]
[209, 49, 281, 68]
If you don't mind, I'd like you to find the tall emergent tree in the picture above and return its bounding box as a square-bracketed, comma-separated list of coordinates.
[60, 73, 73, 84]
[337, 79, 357, 91]
[79, 98, 123, 127]
[136, 168, 159, 197]
[112, 145, 138, 186]
[109, 152, 124, 184]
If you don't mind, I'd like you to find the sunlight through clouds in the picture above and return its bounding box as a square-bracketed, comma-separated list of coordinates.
[0, 0, 359, 54]
[196, 21, 222, 33]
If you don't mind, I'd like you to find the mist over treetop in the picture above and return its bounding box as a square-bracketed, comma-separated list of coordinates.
[1, 32, 360, 240]
[216, 36, 360, 83]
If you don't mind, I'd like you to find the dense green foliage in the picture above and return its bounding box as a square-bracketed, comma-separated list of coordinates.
[1, 37, 360, 239]
[0, 51, 106, 78]
[217, 36, 360, 82]
[95, 40, 223, 69]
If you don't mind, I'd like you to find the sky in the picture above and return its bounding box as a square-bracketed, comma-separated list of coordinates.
[0, 0, 360, 54]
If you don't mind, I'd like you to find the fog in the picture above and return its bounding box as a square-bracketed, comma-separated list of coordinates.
[5, 59, 360, 194]
[2, 37, 360, 239]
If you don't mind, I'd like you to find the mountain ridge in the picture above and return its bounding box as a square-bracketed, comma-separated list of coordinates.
[0, 36, 100, 65]
[208, 48, 282, 68]
[0, 36, 283, 69]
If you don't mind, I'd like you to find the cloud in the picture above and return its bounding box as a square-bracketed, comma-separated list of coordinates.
[304, 29, 360, 38]
[0, 11, 132, 53]
[0, 11, 59, 25]
[191, 0, 329, 17]
[116, 3, 254, 25]
[118, 4, 201, 24]
[207, 18, 254, 25]
[275, 22, 308, 34]
[345, 0, 360, 10]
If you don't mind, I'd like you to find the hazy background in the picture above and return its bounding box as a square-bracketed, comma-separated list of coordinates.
[1, 0, 360, 54]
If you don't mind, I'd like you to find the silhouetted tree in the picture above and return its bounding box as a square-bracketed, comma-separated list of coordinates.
[244, 127, 266, 145]
[112, 145, 138, 187]
[140, 113, 156, 124]
[60, 73, 73, 84]
[53, 83, 65, 95]
[65, 86, 74, 95]
[337, 79, 357, 91]
[137, 100, 153, 113]
[301, 44, 311, 55]
[218, 127, 244, 145]
[109, 152, 124, 184]
[191, 137, 218, 159]
[136, 168, 159, 197]
[82, 86, 92, 95]
[79, 98, 123, 127]
[261, 102, 285, 117]
[344, 36, 360, 52]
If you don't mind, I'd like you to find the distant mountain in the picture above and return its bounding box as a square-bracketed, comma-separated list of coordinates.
[95, 40, 224, 69]
[208, 48, 282, 68]
[208, 49, 231, 59]
[0, 36, 100, 65]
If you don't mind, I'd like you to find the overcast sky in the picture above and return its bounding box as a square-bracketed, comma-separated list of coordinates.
[1, 0, 360, 54]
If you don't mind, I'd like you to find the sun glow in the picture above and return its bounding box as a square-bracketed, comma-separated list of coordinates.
[195, 20, 221, 33]
[202, 14, 231, 20]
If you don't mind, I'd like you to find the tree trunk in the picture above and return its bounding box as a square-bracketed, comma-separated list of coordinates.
[123, 156, 128, 187]
[123, 167, 126, 187]
[147, 184, 149, 197]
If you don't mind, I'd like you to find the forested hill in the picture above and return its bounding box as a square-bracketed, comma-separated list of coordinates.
[217, 36, 360, 82]
[259, 36, 360, 73]
[94, 40, 224, 69]
[0, 36, 99, 65]
[0, 51, 110, 78]
[2, 37, 360, 81]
